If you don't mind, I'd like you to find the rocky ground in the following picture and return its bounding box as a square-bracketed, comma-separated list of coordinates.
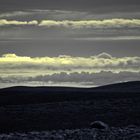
[0, 98, 140, 132]
[0, 126, 140, 140]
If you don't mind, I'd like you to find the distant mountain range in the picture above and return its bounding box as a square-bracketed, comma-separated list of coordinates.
[0, 81, 140, 105]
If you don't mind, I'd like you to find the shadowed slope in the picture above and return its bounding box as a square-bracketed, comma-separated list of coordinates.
[0, 81, 140, 105]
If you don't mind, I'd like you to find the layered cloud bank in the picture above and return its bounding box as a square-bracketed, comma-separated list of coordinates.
[0, 53, 140, 87]
[0, 19, 140, 28]
[0, 53, 140, 76]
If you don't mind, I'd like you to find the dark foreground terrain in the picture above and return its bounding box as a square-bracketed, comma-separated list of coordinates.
[0, 81, 140, 139]
[0, 127, 140, 140]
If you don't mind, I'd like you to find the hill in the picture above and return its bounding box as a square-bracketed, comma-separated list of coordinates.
[0, 81, 140, 105]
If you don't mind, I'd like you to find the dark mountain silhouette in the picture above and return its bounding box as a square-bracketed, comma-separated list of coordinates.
[0, 81, 140, 105]
[0, 81, 140, 132]
[93, 81, 140, 91]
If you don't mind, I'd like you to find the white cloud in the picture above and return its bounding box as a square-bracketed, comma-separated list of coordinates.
[39, 19, 140, 28]
[0, 19, 140, 28]
[0, 19, 38, 26]
[97, 52, 112, 59]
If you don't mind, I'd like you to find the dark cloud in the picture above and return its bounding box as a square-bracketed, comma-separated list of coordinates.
[0, 18, 140, 57]
[0, 0, 139, 13]
[0, 10, 140, 21]
[1, 71, 140, 87]
[30, 71, 140, 85]
[0, 38, 140, 57]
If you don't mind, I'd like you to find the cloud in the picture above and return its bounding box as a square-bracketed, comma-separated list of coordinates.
[0, 19, 38, 26]
[1, 10, 140, 21]
[1, 71, 140, 87]
[32, 71, 140, 86]
[74, 36, 140, 41]
[0, 53, 140, 87]
[0, 19, 140, 28]
[28, 71, 140, 83]
[39, 19, 140, 28]
[0, 53, 140, 78]
[97, 53, 112, 59]
[0, 11, 31, 18]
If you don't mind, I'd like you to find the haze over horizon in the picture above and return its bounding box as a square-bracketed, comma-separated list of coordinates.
[0, 0, 140, 88]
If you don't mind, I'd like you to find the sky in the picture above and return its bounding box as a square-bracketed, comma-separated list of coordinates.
[0, 0, 140, 88]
